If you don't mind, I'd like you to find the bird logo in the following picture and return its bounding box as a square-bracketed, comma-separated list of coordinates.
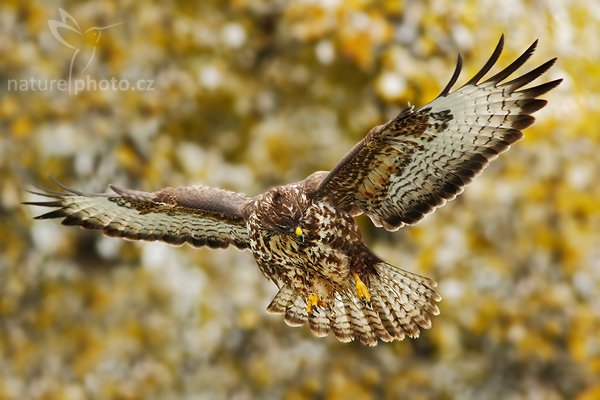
[48, 8, 122, 85]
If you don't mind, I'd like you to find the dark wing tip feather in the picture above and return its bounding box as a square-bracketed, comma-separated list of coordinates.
[23, 178, 114, 220]
[45, 176, 111, 197]
[501, 57, 558, 90]
[519, 98, 548, 114]
[517, 78, 563, 98]
[32, 209, 68, 220]
[26, 187, 65, 198]
[47, 176, 86, 196]
[439, 54, 463, 97]
[465, 34, 505, 86]
[22, 200, 63, 208]
[511, 114, 536, 130]
[503, 128, 526, 143]
[483, 39, 539, 84]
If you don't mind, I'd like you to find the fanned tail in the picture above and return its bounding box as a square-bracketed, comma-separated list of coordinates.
[266, 263, 441, 346]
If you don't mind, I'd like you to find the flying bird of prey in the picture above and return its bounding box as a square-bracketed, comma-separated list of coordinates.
[26, 36, 560, 346]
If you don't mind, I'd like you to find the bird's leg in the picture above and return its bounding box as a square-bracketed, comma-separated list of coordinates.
[306, 294, 320, 317]
[353, 273, 372, 308]
[306, 294, 329, 318]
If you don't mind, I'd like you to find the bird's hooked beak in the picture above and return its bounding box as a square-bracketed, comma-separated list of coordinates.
[295, 226, 306, 243]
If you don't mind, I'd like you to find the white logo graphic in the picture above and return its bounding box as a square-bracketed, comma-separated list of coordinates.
[48, 8, 122, 84]
[7, 9, 154, 95]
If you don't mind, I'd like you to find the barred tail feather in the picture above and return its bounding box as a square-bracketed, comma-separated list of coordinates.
[308, 309, 331, 337]
[331, 293, 353, 342]
[372, 262, 441, 339]
[265, 263, 440, 346]
[266, 286, 308, 327]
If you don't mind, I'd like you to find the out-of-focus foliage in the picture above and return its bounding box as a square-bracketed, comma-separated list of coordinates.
[1, 0, 599, 398]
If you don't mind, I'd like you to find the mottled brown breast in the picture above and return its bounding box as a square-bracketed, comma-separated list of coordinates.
[245, 178, 363, 291]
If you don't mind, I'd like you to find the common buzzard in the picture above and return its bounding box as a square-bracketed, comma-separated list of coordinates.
[26, 36, 560, 346]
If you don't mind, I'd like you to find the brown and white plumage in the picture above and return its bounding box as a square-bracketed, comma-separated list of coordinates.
[26, 36, 560, 346]
[317, 36, 561, 231]
[28, 180, 250, 249]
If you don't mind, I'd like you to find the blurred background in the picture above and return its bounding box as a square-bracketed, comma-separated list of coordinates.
[1, 0, 599, 399]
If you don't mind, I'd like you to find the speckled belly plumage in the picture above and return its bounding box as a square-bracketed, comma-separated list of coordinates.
[246, 200, 362, 295]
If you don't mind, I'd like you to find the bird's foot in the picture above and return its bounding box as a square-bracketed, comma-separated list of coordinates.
[306, 294, 329, 318]
[353, 273, 372, 308]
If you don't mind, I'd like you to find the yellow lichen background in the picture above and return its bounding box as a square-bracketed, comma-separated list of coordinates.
[2, 0, 599, 399]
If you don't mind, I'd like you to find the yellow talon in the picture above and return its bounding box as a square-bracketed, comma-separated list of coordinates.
[353, 273, 372, 307]
[306, 294, 329, 317]
[306, 294, 320, 317]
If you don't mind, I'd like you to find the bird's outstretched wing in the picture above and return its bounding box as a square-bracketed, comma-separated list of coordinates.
[315, 35, 562, 231]
[25, 180, 251, 249]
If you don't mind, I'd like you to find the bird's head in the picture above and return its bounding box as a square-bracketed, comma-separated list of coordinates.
[259, 186, 309, 244]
